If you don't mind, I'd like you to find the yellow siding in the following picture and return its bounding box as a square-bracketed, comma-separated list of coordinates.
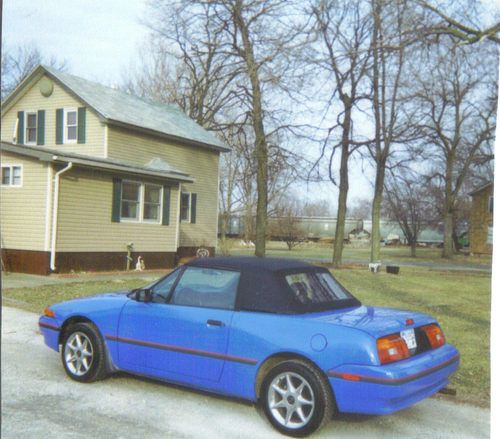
[1, 74, 105, 157]
[107, 127, 220, 248]
[0, 152, 48, 251]
[57, 167, 179, 252]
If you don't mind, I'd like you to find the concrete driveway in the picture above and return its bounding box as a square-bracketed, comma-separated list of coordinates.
[1, 306, 490, 438]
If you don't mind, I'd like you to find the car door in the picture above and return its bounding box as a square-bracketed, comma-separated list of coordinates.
[118, 266, 240, 383]
[117, 268, 182, 372]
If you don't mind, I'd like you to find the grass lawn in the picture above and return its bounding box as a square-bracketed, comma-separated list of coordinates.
[225, 239, 492, 266]
[2, 279, 147, 314]
[2, 265, 491, 407]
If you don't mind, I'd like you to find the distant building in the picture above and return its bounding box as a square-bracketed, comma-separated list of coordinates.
[469, 182, 494, 255]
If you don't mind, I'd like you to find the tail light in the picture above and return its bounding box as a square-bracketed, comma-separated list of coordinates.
[422, 324, 445, 349]
[377, 334, 410, 364]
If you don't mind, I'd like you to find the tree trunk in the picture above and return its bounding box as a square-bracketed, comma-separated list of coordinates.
[442, 157, 454, 258]
[370, 0, 384, 264]
[452, 229, 461, 251]
[332, 105, 351, 268]
[220, 211, 227, 243]
[233, 2, 268, 257]
[244, 201, 253, 242]
[442, 209, 454, 258]
[410, 240, 417, 257]
[370, 163, 385, 263]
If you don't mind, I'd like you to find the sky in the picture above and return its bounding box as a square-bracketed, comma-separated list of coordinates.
[2, 0, 148, 84]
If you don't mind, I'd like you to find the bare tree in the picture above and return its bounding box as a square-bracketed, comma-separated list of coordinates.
[414, 41, 497, 258]
[309, 0, 372, 267]
[302, 199, 334, 217]
[369, 0, 421, 263]
[348, 197, 372, 219]
[1, 43, 67, 100]
[414, 0, 500, 45]
[216, 0, 303, 257]
[125, 2, 243, 131]
[269, 196, 305, 250]
[384, 172, 432, 257]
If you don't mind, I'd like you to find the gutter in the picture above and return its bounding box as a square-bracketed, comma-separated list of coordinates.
[50, 160, 73, 271]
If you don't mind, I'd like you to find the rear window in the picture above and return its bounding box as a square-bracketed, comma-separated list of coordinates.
[285, 271, 353, 304]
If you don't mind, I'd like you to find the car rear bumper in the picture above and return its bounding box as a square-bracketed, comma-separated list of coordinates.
[327, 344, 460, 415]
[39, 316, 61, 352]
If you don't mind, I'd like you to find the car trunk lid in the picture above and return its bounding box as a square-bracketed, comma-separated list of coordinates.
[304, 305, 435, 339]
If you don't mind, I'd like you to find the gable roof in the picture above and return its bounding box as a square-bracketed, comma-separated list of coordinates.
[1, 142, 194, 183]
[2, 65, 229, 152]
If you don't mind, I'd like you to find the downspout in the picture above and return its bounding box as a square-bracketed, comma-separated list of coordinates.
[50, 160, 73, 271]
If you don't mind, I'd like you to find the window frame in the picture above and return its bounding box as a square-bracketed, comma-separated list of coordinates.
[119, 179, 163, 224]
[64, 108, 78, 144]
[180, 192, 191, 223]
[25, 111, 37, 145]
[1, 164, 23, 188]
[142, 183, 163, 224]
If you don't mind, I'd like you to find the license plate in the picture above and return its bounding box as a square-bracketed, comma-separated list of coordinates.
[400, 328, 417, 349]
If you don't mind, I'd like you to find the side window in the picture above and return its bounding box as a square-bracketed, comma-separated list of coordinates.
[150, 269, 181, 303]
[65, 109, 78, 143]
[1, 165, 22, 187]
[171, 267, 240, 310]
[180, 192, 191, 221]
[26, 112, 37, 144]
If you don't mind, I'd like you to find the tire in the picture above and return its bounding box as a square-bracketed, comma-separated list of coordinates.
[60, 322, 108, 383]
[261, 360, 334, 437]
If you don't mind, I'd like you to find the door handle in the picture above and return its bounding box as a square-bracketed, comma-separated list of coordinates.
[207, 319, 224, 327]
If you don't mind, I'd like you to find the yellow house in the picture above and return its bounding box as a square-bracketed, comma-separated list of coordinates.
[469, 182, 493, 255]
[1, 65, 229, 274]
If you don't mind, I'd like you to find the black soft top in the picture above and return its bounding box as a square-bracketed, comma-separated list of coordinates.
[187, 256, 360, 314]
[186, 256, 316, 272]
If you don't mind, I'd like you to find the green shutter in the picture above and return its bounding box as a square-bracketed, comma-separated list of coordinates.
[77, 107, 86, 144]
[37, 110, 45, 145]
[190, 193, 197, 224]
[56, 109, 63, 144]
[162, 186, 171, 225]
[17, 111, 24, 144]
[111, 178, 122, 223]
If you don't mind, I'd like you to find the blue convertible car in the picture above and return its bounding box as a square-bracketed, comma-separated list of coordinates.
[39, 257, 459, 436]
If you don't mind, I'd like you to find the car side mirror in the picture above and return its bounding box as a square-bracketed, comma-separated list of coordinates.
[144, 289, 153, 303]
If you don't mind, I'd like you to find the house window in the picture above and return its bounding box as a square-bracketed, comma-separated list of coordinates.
[488, 196, 493, 214]
[65, 109, 78, 143]
[1, 165, 22, 187]
[143, 184, 162, 222]
[25, 112, 37, 144]
[120, 181, 163, 223]
[121, 181, 141, 220]
[180, 192, 191, 222]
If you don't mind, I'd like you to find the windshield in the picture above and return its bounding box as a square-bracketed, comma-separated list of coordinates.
[285, 271, 354, 305]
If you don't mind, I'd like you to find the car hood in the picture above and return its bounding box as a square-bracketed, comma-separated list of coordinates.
[49, 290, 131, 316]
[303, 305, 436, 338]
